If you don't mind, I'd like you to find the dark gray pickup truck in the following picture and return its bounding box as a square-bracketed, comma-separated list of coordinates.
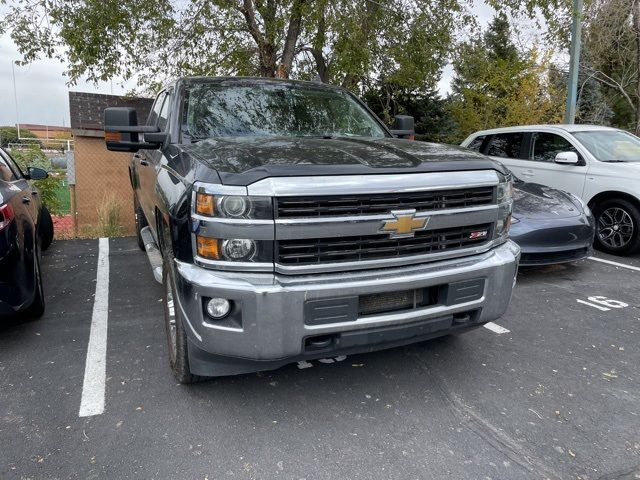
[104, 77, 520, 383]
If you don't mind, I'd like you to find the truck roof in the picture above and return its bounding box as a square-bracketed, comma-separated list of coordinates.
[168, 76, 346, 93]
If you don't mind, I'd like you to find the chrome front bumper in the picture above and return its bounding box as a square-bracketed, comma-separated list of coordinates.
[174, 240, 520, 376]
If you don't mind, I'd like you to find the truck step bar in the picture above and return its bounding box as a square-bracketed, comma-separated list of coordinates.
[140, 226, 163, 284]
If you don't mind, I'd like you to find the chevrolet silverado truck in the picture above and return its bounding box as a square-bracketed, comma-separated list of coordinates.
[104, 77, 519, 383]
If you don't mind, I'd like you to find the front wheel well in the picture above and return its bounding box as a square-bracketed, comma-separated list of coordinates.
[587, 191, 640, 212]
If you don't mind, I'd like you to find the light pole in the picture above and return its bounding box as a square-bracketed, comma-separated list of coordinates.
[11, 61, 21, 139]
[564, 0, 584, 124]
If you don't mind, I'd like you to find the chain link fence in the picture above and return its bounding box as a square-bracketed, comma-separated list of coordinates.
[9, 141, 134, 239]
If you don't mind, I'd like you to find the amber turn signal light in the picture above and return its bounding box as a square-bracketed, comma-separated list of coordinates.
[196, 236, 219, 259]
[196, 193, 215, 216]
[104, 131, 121, 142]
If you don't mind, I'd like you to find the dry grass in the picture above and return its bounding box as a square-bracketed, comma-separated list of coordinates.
[92, 194, 126, 238]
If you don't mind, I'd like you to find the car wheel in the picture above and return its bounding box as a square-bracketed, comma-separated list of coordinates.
[593, 198, 640, 255]
[134, 195, 148, 251]
[23, 251, 45, 319]
[39, 205, 54, 251]
[162, 251, 202, 384]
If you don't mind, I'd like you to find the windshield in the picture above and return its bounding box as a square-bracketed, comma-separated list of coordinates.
[182, 83, 387, 140]
[572, 130, 640, 162]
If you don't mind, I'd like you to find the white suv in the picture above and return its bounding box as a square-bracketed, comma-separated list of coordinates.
[461, 125, 640, 255]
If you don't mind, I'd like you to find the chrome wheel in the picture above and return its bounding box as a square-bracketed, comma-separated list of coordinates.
[597, 207, 634, 249]
[165, 282, 178, 362]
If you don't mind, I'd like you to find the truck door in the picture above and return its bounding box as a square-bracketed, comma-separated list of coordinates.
[137, 91, 168, 233]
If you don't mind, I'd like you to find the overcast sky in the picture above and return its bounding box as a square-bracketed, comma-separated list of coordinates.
[0, 2, 498, 127]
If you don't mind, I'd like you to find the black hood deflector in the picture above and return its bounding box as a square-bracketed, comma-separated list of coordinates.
[183, 136, 505, 186]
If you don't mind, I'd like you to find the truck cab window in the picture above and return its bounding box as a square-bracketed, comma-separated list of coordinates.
[147, 93, 166, 126]
[158, 94, 171, 131]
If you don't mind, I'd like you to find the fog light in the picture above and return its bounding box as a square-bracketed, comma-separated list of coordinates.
[206, 298, 231, 319]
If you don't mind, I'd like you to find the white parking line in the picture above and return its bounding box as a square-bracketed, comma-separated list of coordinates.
[79, 238, 110, 417]
[483, 322, 510, 334]
[588, 256, 640, 272]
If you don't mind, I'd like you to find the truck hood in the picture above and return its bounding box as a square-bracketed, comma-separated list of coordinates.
[182, 136, 505, 185]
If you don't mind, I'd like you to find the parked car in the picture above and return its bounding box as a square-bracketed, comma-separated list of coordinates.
[104, 76, 519, 383]
[509, 175, 594, 266]
[461, 125, 640, 255]
[0, 148, 53, 319]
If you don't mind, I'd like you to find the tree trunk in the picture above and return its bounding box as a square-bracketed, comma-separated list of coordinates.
[634, 0, 640, 134]
[240, 0, 277, 77]
[279, 0, 305, 77]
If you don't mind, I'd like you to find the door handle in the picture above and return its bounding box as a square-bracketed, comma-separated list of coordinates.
[22, 196, 31, 204]
[139, 160, 150, 166]
[31, 190, 38, 196]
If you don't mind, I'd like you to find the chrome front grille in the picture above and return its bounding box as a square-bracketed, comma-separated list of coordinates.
[277, 223, 493, 266]
[276, 187, 495, 218]
[193, 171, 503, 274]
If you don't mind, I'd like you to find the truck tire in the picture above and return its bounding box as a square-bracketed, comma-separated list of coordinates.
[23, 250, 45, 319]
[162, 252, 202, 384]
[134, 195, 148, 251]
[593, 198, 640, 255]
[39, 206, 54, 252]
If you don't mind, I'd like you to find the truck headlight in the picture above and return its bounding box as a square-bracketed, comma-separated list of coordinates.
[222, 239, 256, 260]
[195, 192, 272, 219]
[220, 196, 250, 217]
[196, 235, 272, 263]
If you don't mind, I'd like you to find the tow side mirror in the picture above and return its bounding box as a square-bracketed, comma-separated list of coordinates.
[104, 107, 165, 152]
[390, 115, 415, 140]
[554, 151, 579, 165]
[27, 167, 48, 180]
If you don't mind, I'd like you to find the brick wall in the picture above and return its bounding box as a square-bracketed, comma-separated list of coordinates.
[74, 135, 135, 235]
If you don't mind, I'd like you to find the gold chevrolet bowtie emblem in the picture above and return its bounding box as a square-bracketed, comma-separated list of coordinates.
[380, 209, 429, 239]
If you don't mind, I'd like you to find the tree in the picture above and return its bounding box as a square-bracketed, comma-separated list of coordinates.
[581, 0, 640, 133]
[363, 83, 458, 143]
[0, 0, 470, 94]
[549, 66, 614, 125]
[0, 127, 39, 148]
[447, 14, 564, 141]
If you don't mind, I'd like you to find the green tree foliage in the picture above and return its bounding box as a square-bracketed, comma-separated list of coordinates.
[0, 127, 39, 148]
[447, 14, 564, 141]
[363, 84, 457, 143]
[0, 0, 471, 94]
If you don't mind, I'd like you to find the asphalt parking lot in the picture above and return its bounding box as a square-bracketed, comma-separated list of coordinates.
[1, 238, 639, 480]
